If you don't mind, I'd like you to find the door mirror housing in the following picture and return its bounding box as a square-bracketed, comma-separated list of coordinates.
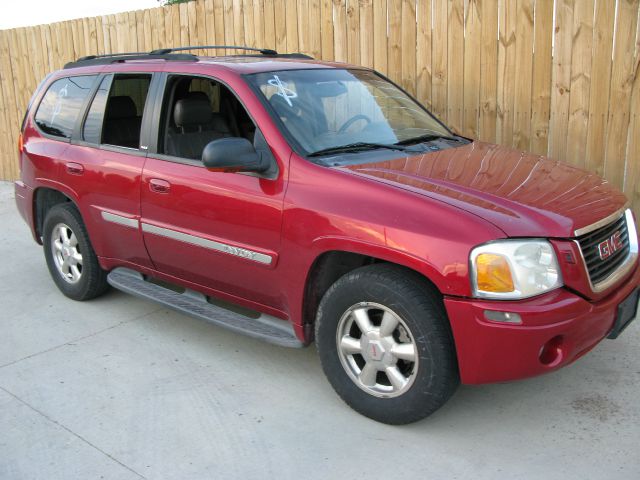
[202, 137, 270, 173]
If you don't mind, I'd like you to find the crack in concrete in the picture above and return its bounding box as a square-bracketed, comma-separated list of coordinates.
[0, 307, 163, 370]
[0, 385, 147, 479]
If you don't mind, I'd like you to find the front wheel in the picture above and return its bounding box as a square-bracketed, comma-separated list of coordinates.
[315, 264, 459, 424]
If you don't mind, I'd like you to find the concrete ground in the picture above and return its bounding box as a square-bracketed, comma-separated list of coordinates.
[0, 181, 638, 480]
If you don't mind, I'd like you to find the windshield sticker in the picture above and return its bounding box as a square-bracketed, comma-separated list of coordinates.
[268, 75, 297, 107]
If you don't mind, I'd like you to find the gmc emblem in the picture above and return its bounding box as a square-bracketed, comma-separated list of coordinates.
[598, 231, 623, 260]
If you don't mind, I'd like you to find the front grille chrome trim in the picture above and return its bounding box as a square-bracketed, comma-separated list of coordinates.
[574, 209, 639, 294]
[573, 204, 629, 237]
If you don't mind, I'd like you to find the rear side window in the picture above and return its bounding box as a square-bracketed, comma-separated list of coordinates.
[83, 74, 151, 149]
[34, 75, 97, 139]
[82, 76, 111, 144]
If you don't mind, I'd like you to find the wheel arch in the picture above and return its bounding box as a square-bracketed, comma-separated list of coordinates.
[32, 185, 78, 243]
[300, 241, 447, 342]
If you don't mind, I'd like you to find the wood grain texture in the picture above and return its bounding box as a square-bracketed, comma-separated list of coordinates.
[548, 0, 574, 161]
[529, 0, 553, 155]
[603, 0, 639, 189]
[565, 0, 594, 169]
[463, 0, 482, 138]
[479, 0, 498, 143]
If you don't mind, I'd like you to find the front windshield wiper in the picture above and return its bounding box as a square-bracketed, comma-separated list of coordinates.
[308, 142, 409, 157]
[394, 132, 462, 146]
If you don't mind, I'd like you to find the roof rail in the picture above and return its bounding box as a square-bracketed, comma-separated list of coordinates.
[151, 45, 278, 55]
[63, 52, 198, 69]
[63, 46, 314, 69]
[150, 45, 313, 59]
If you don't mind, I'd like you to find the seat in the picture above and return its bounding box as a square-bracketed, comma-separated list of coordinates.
[165, 97, 232, 159]
[102, 96, 142, 148]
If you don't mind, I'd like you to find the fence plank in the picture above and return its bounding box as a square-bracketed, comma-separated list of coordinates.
[320, 0, 334, 60]
[447, 0, 464, 133]
[512, 0, 534, 151]
[496, 0, 516, 146]
[243, 0, 256, 48]
[285, 0, 299, 52]
[603, 0, 639, 190]
[333, 0, 347, 62]
[565, 0, 594, 169]
[400, 0, 417, 96]
[359, 0, 373, 68]
[548, 0, 574, 161]
[463, 0, 482, 138]
[416, 0, 432, 108]
[479, 0, 498, 143]
[432, 0, 448, 120]
[529, 0, 553, 155]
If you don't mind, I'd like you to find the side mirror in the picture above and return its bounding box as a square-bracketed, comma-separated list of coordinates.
[202, 137, 270, 173]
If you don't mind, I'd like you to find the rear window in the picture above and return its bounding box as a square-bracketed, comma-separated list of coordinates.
[34, 75, 97, 139]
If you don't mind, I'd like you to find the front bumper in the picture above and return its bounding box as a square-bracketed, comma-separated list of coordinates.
[445, 260, 640, 384]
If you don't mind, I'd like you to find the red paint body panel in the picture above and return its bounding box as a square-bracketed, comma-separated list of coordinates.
[14, 57, 640, 386]
[446, 261, 640, 384]
[341, 141, 628, 238]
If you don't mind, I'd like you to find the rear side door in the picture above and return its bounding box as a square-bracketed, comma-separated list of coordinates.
[139, 73, 289, 312]
[62, 72, 159, 267]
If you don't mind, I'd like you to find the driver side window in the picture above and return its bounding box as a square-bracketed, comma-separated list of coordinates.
[157, 75, 256, 161]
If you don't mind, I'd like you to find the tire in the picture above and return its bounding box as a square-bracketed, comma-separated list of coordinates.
[315, 264, 459, 425]
[42, 203, 109, 301]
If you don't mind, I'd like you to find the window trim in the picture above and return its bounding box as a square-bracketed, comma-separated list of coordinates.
[145, 72, 279, 179]
[76, 73, 113, 144]
[72, 72, 159, 156]
[33, 74, 101, 143]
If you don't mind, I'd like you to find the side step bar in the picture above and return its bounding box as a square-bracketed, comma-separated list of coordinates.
[107, 268, 304, 348]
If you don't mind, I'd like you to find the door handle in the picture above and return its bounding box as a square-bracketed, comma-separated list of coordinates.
[66, 162, 84, 175]
[149, 178, 171, 194]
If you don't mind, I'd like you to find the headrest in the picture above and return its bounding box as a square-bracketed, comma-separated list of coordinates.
[185, 91, 211, 103]
[106, 96, 137, 119]
[174, 97, 213, 127]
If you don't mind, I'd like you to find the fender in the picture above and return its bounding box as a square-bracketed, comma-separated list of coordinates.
[31, 179, 95, 246]
[310, 235, 449, 292]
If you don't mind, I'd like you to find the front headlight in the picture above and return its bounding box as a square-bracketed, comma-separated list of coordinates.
[470, 240, 563, 299]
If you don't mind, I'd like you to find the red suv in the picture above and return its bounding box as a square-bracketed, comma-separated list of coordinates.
[15, 46, 640, 424]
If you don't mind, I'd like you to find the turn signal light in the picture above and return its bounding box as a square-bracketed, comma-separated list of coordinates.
[18, 133, 24, 153]
[475, 253, 515, 293]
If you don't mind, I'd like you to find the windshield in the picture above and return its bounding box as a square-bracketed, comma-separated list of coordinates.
[247, 69, 451, 155]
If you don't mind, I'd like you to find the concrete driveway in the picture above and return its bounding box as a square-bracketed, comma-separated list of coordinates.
[0, 181, 638, 480]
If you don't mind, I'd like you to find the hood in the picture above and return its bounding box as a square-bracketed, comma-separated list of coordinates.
[338, 141, 627, 238]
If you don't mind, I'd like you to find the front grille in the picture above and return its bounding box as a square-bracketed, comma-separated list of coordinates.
[576, 213, 630, 286]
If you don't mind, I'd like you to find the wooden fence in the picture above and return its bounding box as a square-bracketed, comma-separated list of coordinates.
[0, 0, 639, 213]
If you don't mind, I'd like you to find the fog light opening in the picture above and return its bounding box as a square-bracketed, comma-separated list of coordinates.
[483, 310, 522, 324]
[539, 335, 564, 366]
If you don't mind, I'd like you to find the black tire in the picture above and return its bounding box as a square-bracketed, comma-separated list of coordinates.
[315, 264, 459, 425]
[42, 203, 109, 301]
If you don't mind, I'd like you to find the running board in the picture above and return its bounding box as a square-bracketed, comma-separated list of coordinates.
[107, 268, 303, 348]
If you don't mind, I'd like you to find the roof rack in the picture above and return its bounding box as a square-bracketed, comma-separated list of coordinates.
[151, 45, 313, 59]
[64, 52, 198, 69]
[151, 45, 278, 55]
[64, 46, 314, 69]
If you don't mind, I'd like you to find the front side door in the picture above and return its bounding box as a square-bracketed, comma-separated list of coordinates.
[139, 73, 288, 311]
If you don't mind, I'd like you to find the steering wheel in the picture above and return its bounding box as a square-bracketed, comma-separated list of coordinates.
[338, 114, 372, 134]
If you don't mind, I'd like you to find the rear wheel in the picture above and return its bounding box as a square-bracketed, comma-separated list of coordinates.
[43, 203, 109, 301]
[315, 264, 459, 424]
